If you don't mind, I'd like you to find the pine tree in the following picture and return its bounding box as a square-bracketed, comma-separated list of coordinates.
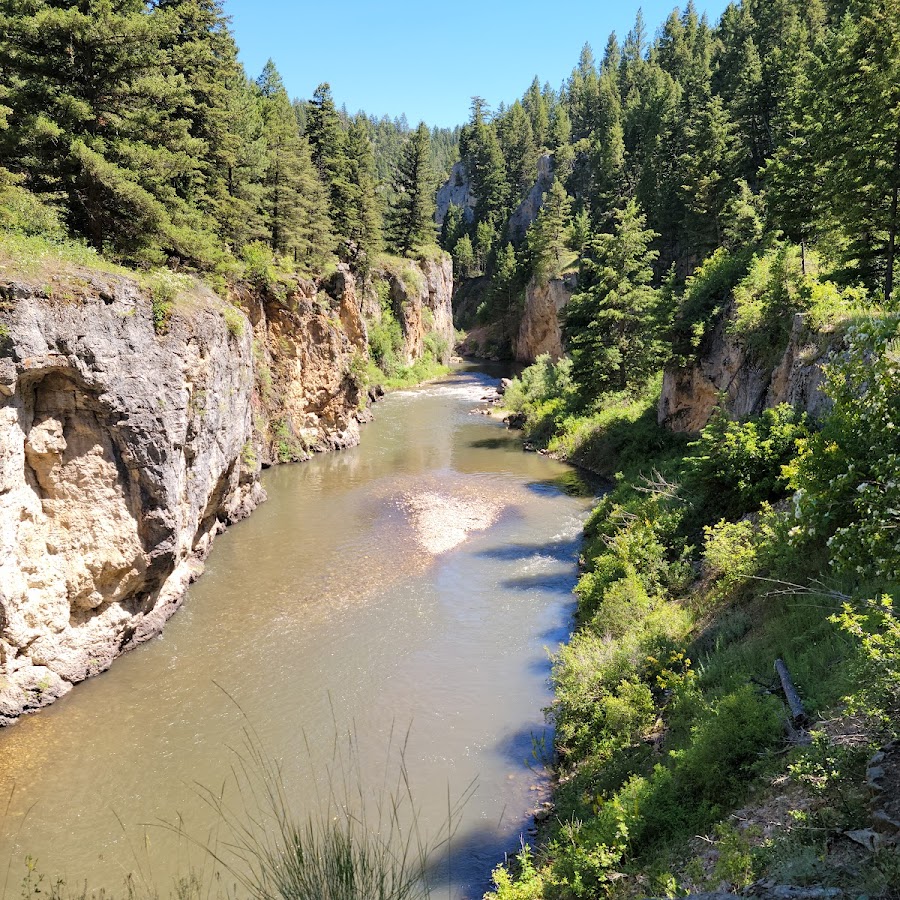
[257, 61, 333, 266]
[220, 73, 268, 250]
[523, 76, 550, 150]
[815, 0, 900, 302]
[440, 202, 465, 251]
[389, 122, 435, 254]
[452, 233, 475, 278]
[153, 0, 243, 232]
[497, 101, 538, 202]
[459, 102, 509, 237]
[345, 115, 382, 267]
[306, 82, 355, 257]
[527, 177, 572, 281]
[491, 242, 521, 320]
[564, 200, 663, 399]
[0, 0, 206, 261]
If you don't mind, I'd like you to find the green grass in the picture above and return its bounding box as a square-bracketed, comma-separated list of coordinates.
[0, 230, 132, 281]
[366, 357, 449, 392]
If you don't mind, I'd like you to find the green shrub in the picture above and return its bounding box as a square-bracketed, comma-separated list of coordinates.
[670, 247, 752, 364]
[590, 575, 653, 639]
[241, 240, 277, 288]
[0, 171, 65, 239]
[687, 404, 809, 521]
[788, 316, 900, 582]
[222, 302, 245, 337]
[146, 270, 193, 334]
[423, 330, 449, 364]
[487, 847, 545, 900]
[671, 687, 782, 811]
[833, 596, 900, 733]
[729, 243, 806, 362]
[367, 309, 404, 376]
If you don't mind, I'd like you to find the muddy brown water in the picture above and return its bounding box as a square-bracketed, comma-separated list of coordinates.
[0, 364, 594, 899]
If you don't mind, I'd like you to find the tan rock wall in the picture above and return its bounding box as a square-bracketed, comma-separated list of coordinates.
[0, 275, 263, 724]
[513, 275, 576, 364]
[0, 252, 454, 724]
[658, 310, 838, 433]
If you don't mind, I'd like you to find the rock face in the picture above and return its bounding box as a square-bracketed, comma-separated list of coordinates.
[0, 250, 452, 725]
[513, 274, 577, 364]
[240, 270, 368, 465]
[376, 254, 455, 364]
[507, 154, 554, 243]
[0, 274, 264, 725]
[659, 310, 838, 433]
[435, 161, 476, 228]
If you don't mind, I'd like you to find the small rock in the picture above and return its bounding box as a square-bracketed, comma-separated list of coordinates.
[844, 828, 882, 851]
[533, 803, 554, 824]
[872, 809, 900, 835]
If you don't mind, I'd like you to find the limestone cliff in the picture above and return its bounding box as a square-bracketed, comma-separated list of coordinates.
[658, 308, 839, 433]
[374, 254, 455, 364]
[239, 266, 368, 465]
[435, 162, 476, 228]
[513, 274, 576, 364]
[507, 154, 554, 243]
[0, 252, 454, 725]
[0, 274, 263, 724]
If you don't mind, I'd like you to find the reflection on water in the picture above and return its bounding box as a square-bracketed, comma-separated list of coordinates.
[0, 365, 594, 899]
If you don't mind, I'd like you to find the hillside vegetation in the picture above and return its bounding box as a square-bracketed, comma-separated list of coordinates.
[457, 0, 900, 896]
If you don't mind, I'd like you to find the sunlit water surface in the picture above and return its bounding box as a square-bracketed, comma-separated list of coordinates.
[0, 365, 594, 899]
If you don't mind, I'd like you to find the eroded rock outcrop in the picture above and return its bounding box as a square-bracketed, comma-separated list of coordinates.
[513, 273, 577, 364]
[240, 272, 368, 464]
[0, 252, 454, 724]
[658, 310, 838, 433]
[0, 275, 263, 724]
[435, 161, 476, 228]
[508, 154, 554, 243]
[376, 254, 455, 364]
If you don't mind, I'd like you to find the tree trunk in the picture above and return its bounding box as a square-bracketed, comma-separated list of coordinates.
[775, 658, 808, 726]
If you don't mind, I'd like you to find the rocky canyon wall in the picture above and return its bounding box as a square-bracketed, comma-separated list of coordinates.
[658, 308, 839, 433]
[513, 274, 576, 364]
[0, 252, 454, 724]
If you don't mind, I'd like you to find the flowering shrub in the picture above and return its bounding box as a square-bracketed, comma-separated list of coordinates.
[788, 316, 900, 581]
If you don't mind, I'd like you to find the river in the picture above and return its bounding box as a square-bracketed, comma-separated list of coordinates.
[0, 364, 594, 899]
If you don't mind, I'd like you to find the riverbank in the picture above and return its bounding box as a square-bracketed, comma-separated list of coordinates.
[486, 353, 900, 899]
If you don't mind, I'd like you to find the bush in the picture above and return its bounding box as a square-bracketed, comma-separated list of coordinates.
[222, 302, 245, 337]
[0, 171, 65, 239]
[729, 243, 806, 363]
[670, 247, 752, 364]
[788, 316, 900, 582]
[671, 686, 782, 812]
[241, 240, 277, 289]
[687, 404, 809, 521]
[146, 270, 194, 334]
[834, 596, 900, 733]
[367, 309, 404, 376]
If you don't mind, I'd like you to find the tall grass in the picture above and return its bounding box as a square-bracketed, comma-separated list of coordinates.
[182, 715, 459, 900]
[7, 699, 469, 900]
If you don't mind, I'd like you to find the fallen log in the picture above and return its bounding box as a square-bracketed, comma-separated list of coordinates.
[775, 658, 809, 726]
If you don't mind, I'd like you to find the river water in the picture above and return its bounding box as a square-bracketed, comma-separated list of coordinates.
[0, 364, 594, 899]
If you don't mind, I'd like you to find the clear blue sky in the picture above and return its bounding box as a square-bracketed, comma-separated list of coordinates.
[223, 0, 732, 129]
